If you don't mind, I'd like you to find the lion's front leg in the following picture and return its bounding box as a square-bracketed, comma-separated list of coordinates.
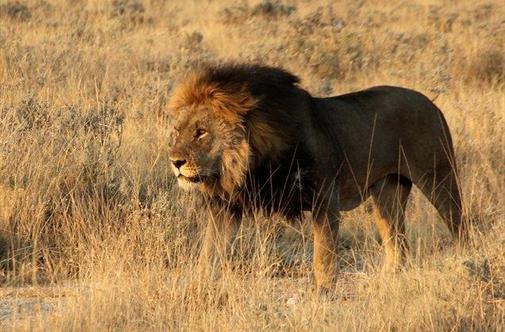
[312, 200, 340, 293]
[198, 206, 240, 280]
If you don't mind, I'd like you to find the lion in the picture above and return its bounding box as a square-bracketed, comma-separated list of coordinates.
[166, 63, 464, 292]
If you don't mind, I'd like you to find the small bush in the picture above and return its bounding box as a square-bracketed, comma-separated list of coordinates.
[470, 47, 505, 83]
[218, 1, 295, 24]
[0, 1, 31, 21]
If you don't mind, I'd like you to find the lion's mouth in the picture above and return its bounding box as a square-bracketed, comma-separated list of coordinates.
[177, 174, 207, 183]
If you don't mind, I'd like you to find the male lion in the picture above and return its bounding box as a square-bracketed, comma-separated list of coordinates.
[166, 63, 464, 292]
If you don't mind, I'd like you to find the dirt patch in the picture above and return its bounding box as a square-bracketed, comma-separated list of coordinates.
[0, 286, 73, 325]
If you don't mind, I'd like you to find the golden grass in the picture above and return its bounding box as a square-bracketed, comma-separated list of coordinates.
[0, 0, 504, 330]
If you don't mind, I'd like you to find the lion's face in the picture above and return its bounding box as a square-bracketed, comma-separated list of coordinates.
[167, 104, 248, 192]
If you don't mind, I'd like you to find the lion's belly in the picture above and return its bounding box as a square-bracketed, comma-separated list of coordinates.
[243, 164, 314, 219]
[339, 193, 369, 211]
[241, 182, 307, 219]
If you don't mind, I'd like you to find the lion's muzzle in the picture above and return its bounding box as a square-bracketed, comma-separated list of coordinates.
[169, 155, 206, 189]
[169, 157, 187, 170]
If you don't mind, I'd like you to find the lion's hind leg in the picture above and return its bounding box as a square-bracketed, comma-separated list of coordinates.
[415, 168, 465, 241]
[370, 174, 412, 271]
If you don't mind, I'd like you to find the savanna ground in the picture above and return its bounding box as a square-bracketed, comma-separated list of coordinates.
[0, 0, 504, 330]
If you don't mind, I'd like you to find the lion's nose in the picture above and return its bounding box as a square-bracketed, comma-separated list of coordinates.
[170, 158, 187, 169]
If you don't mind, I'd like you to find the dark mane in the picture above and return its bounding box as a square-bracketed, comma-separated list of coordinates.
[196, 63, 309, 120]
[200, 63, 301, 97]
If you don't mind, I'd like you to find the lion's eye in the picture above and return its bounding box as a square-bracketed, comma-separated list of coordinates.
[195, 128, 207, 139]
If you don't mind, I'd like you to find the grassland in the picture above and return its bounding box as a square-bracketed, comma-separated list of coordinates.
[0, 0, 504, 330]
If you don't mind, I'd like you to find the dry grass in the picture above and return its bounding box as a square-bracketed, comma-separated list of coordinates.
[0, 0, 504, 330]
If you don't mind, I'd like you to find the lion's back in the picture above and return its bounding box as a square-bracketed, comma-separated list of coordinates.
[312, 85, 455, 192]
[316, 85, 448, 142]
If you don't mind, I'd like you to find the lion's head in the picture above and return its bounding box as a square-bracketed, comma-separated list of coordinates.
[166, 64, 305, 196]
